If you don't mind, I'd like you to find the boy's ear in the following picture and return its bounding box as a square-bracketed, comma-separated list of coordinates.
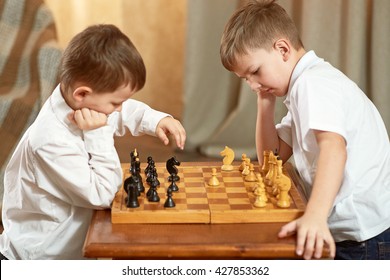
[72, 86, 93, 102]
[274, 39, 291, 61]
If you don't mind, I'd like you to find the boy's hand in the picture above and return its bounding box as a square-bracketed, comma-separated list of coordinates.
[155, 116, 186, 150]
[278, 213, 336, 259]
[68, 108, 108, 130]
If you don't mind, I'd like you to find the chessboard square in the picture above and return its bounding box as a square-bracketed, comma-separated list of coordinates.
[160, 173, 170, 178]
[208, 198, 229, 204]
[183, 177, 205, 183]
[173, 204, 188, 210]
[228, 198, 251, 204]
[186, 198, 209, 204]
[222, 177, 243, 182]
[182, 172, 203, 178]
[222, 171, 241, 177]
[187, 204, 209, 210]
[185, 186, 207, 193]
[183, 182, 204, 188]
[186, 192, 207, 198]
[174, 198, 187, 204]
[206, 187, 227, 193]
[225, 187, 247, 193]
[143, 204, 163, 211]
[207, 193, 228, 199]
[157, 178, 166, 184]
[229, 204, 253, 210]
[209, 204, 231, 210]
[156, 188, 166, 194]
[172, 192, 187, 199]
[224, 182, 246, 188]
[227, 192, 250, 199]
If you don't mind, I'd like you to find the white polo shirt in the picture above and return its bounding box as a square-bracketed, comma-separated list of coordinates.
[277, 51, 390, 242]
[0, 85, 169, 259]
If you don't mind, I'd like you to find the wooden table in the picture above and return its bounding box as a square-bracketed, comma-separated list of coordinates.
[83, 161, 331, 259]
[83, 209, 307, 259]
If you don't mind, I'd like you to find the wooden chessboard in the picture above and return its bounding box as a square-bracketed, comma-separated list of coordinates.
[111, 162, 307, 224]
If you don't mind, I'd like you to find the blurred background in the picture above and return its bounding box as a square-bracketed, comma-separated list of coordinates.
[44, 0, 390, 162]
[1, 0, 389, 166]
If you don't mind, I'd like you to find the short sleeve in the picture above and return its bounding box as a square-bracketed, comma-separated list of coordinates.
[276, 111, 292, 147]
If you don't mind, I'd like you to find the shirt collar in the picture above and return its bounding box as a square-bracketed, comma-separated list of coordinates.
[49, 84, 80, 133]
[285, 50, 324, 105]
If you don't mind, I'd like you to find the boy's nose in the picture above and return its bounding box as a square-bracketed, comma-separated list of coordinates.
[247, 80, 261, 93]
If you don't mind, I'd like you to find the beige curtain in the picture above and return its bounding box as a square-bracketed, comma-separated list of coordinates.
[183, 0, 390, 159]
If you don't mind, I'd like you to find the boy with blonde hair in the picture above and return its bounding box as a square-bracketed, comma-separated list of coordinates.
[0, 24, 186, 259]
[220, 0, 390, 259]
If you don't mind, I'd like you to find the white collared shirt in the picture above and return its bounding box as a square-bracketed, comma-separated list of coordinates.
[0, 85, 169, 259]
[277, 51, 390, 242]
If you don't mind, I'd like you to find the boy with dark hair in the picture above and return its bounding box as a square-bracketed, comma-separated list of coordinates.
[0, 24, 186, 259]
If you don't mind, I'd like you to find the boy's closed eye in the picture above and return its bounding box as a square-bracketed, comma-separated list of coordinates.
[252, 68, 259, 75]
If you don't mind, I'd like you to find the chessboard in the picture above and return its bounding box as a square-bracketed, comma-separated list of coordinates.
[111, 161, 307, 224]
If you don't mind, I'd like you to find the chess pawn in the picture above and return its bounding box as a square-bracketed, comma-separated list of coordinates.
[147, 167, 159, 187]
[208, 168, 220, 186]
[168, 176, 179, 192]
[244, 163, 257, 182]
[164, 187, 176, 208]
[261, 150, 270, 175]
[145, 157, 154, 175]
[239, 154, 247, 171]
[241, 158, 251, 176]
[254, 174, 268, 202]
[147, 176, 160, 202]
[147, 187, 160, 202]
[253, 185, 267, 208]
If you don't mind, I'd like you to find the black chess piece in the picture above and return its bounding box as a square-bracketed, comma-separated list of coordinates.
[168, 174, 179, 192]
[147, 176, 160, 202]
[126, 181, 140, 208]
[144, 156, 153, 175]
[164, 187, 175, 208]
[166, 156, 180, 182]
[130, 149, 138, 165]
[123, 175, 131, 194]
[147, 187, 160, 202]
[146, 167, 160, 187]
[146, 184, 152, 198]
[134, 158, 144, 193]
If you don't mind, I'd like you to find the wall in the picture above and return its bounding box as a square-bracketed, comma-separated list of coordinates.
[44, 0, 186, 119]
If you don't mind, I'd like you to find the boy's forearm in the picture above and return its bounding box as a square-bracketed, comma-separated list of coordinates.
[306, 131, 347, 220]
[255, 94, 280, 164]
[113, 99, 170, 137]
